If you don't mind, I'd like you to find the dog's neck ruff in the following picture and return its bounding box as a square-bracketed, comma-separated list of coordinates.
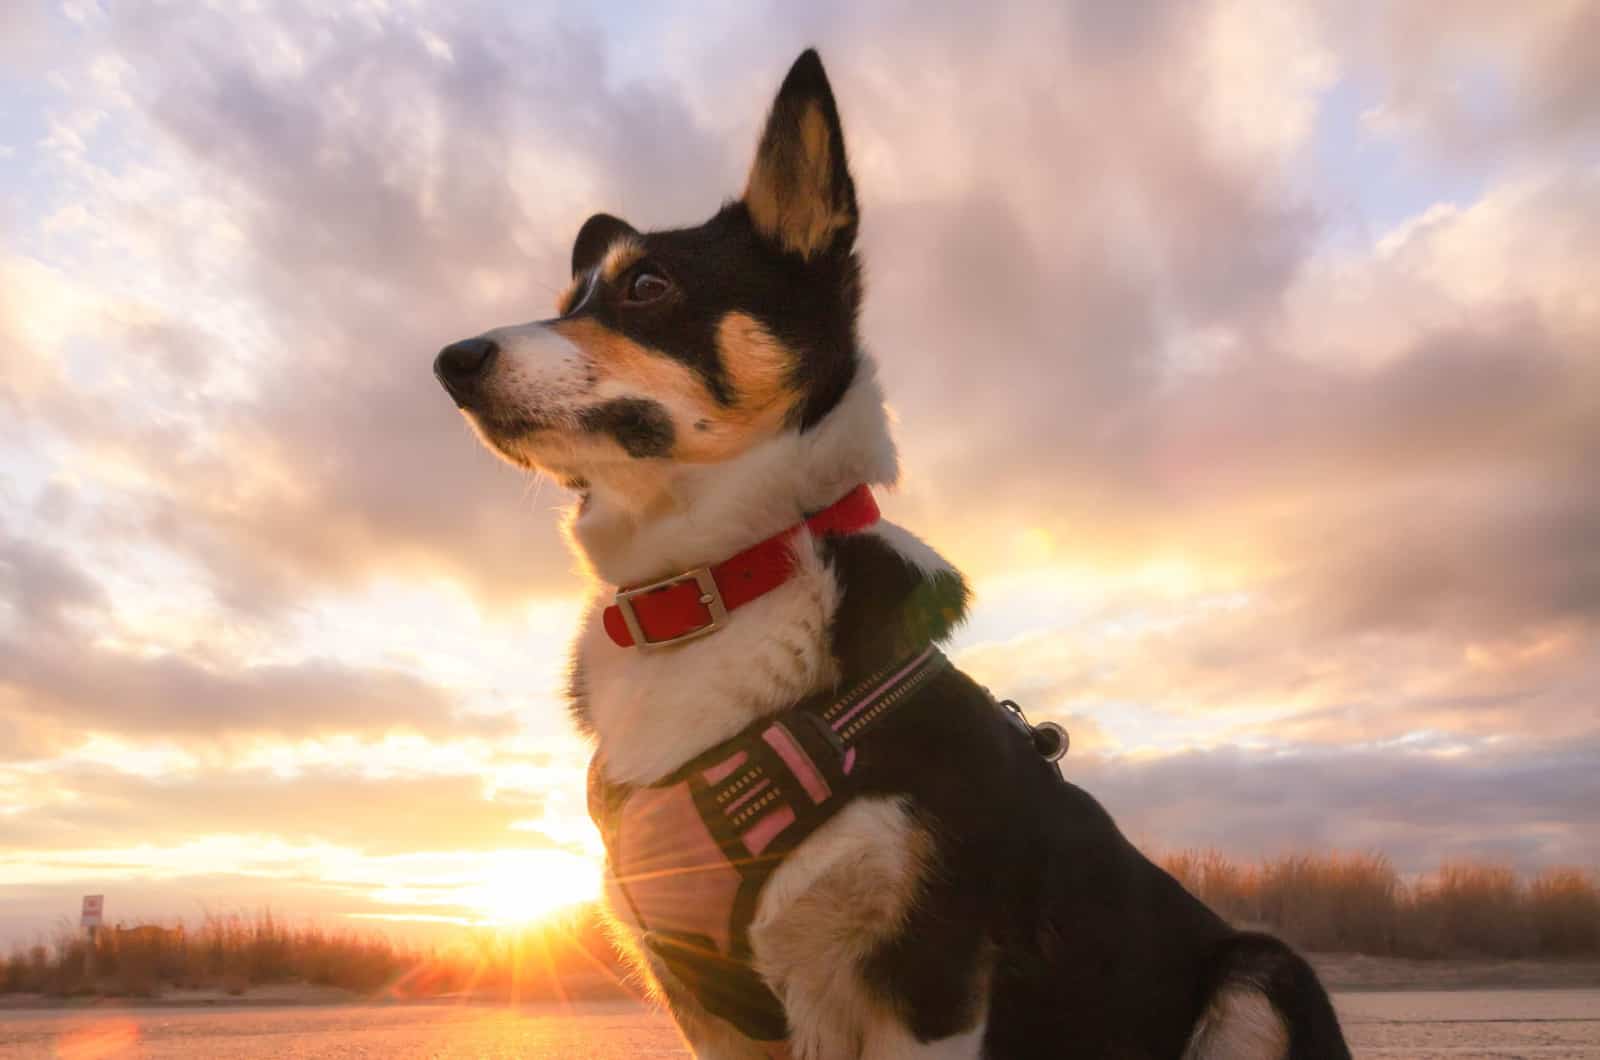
[589, 644, 952, 1043]
[601, 484, 880, 648]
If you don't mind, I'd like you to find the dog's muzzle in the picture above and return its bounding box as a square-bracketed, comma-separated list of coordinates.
[433, 336, 499, 407]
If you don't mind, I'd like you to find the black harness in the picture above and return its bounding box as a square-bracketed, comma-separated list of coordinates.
[588, 646, 1066, 1043]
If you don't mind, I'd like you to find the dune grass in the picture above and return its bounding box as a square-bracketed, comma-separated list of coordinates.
[1161, 851, 1600, 958]
[0, 906, 630, 1000]
[5, 854, 1597, 998]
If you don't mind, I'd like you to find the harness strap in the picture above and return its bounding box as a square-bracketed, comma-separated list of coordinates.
[589, 646, 951, 1042]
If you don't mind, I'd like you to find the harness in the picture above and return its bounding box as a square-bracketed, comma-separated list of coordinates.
[588, 646, 952, 1043]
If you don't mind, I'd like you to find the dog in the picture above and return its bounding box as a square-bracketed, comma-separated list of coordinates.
[434, 48, 1350, 1060]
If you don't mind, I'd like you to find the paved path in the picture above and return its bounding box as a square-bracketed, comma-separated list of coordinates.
[1337, 989, 1600, 1058]
[0, 992, 1596, 1057]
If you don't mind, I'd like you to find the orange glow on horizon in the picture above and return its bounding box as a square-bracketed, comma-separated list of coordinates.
[452, 850, 604, 927]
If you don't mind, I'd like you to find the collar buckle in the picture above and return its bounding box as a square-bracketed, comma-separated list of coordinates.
[614, 567, 728, 649]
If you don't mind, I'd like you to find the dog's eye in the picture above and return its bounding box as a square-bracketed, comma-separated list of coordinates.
[625, 269, 672, 305]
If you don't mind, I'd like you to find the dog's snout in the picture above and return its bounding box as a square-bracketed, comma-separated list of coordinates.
[434, 337, 499, 405]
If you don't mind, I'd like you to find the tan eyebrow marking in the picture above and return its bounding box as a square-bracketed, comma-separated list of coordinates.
[555, 234, 645, 316]
[599, 237, 646, 283]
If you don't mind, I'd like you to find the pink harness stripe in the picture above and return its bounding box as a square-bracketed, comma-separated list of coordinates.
[761, 723, 831, 805]
[702, 750, 749, 785]
[742, 805, 795, 855]
[723, 778, 772, 815]
[831, 645, 935, 732]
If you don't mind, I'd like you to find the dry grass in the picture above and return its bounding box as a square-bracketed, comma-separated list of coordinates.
[0, 907, 630, 1000]
[6, 857, 1598, 996]
[1161, 851, 1600, 958]
[1530, 868, 1600, 955]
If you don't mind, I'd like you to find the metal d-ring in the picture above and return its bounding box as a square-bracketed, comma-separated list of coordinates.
[1031, 721, 1069, 762]
[995, 698, 1070, 763]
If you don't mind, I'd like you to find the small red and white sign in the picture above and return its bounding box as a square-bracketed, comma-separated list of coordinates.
[80, 894, 104, 928]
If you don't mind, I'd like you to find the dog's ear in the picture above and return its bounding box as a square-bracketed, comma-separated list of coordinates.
[742, 49, 858, 260]
[572, 213, 637, 276]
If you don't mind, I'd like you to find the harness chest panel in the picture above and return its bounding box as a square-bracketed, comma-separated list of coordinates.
[589, 647, 950, 1043]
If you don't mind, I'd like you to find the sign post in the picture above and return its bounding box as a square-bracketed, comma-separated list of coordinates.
[80, 895, 103, 981]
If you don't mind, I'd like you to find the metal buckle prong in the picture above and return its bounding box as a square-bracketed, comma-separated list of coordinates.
[614, 567, 728, 649]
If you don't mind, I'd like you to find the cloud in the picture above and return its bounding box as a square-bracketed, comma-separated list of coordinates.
[0, 646, 511, 745]
[0, 534, 105, 630]
[960, 588, 1600, 755]
[1078, 738, 1600, 874]
[15, 1, 1586, 715]
[1336, 0, 1600, 162]
[0, 765, 548, 856]
[0, 536, 513, 748]
[935, 161, 1600, 771]
[9, 0, 1341, 616]
[2, 0, 1598, 937]
[0, 0, 49, 70]
[26, 2, 738, 613]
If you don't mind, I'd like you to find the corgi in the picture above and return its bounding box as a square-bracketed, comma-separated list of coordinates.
[435, 48, 1349, 1060]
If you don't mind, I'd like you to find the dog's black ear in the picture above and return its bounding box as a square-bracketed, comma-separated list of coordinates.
[572, 213, 637, 275]
[742, 49, 858, 260]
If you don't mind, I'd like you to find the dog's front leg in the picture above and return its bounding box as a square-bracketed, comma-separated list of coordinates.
[635, 942, 770, 1060]
[598, 885, 768, 1060]
[774, 972, 987, 1060]
[658, 974, 771, 1060]
[861, 1021, 987, 1060]
[768, 951, 989, 1060]
[752, 798, 989, 1060]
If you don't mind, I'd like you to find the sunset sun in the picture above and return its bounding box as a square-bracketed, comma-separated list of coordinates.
[457, 850, 603, 926]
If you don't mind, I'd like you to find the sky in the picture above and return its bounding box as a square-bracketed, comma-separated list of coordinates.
[2, 0, 1598, 945]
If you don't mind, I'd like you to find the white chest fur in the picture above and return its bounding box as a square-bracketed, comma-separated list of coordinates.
[578, 535, 841, 787]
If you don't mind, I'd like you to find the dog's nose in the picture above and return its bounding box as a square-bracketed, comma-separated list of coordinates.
[433, 337, 499, 404]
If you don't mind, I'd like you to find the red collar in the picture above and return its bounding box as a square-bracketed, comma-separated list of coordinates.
[602, 485, 880, 648]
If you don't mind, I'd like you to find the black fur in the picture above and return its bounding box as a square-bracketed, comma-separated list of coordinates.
[578, 397, 675, 458]
[554, 204, 861, 433]
[822, 534, 970, 676]
[572, 213, 638, 274]
[1201, 934, 1351, 1060]
[553, 51, 862, 434]
[823, 542, 1351, 1056]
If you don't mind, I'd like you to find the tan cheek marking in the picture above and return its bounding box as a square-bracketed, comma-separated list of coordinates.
[720, 313, 799, 410]
[674, 313, 799, 462]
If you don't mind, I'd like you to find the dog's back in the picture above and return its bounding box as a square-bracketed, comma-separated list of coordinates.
[842, 657, 1349, 1058]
